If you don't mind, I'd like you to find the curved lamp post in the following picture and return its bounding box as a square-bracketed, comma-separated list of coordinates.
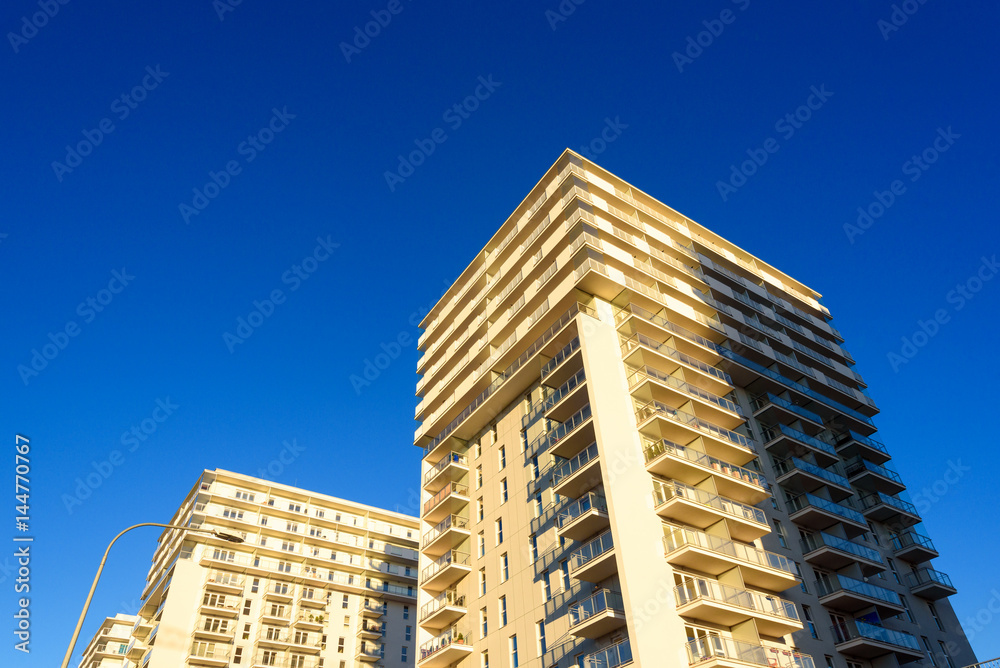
[60, 522, 244, 668]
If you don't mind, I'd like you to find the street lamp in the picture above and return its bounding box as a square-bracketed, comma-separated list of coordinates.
[60, 522, 244, 668]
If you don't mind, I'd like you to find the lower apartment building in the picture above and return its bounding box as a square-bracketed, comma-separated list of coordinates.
[102, 469, 420, 668]
[411, 150, 978, 668]
[78, 613, 137, 668]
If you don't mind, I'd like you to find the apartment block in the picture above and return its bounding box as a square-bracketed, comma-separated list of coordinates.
[121, 469, 420, 668]
[78, 613, 137, 668]
[412, 150, 977, 668]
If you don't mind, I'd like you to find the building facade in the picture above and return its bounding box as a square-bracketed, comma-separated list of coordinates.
[412, 150, 977, 668]
[121, 469, 420, 668]
[78, 613, 137, 668]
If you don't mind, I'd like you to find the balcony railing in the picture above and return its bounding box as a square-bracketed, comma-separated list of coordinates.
[540, 337, 581, 380]
[762, 424, 838, 459]
[584, 638, 633, 668]
[421, 515, 469, 548]
[522, 368, 586, 427]
[569, 589, 625, 627]
[422, 483, 469, 515]
[905, 567, 955, 590]
[418, 625, 470, 662]
[787, 493, 867, 526]
[844, 456, 903, 485]
[774, 457, 851, 490]
[832, 619, 920, 651]
[641, 438, 768, 491]
[800, 532, 882, 564]
[557, 492, 607, 530]
[891, 530, 937, 555]
[423, 453, 468, 485]
[419, 589, 466, 620]
[552, 442, 599, 487]
[685, 636, 815, 668]
[613, 304, 723, 349]
[420, 551, 470, 583]
[815, 573, 900, 606]
[749, 393, 822, 425]
[635, 401, 756, 453]
[626, 365, 742, 415]
[675, 578, 799, 622]
[652, 478, 766, 526]
[859, 492, 920, 517]
[621, 332, 731, 384]
[570, 530, 614, 571]
[663, 526, 798, 577]
[837, 430, 889, 456]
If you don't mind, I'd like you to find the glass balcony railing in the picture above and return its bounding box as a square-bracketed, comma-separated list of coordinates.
[418, 625, 470, 662]
[800, 532, 883, 564]
[641, 439, 768, 491]
[905, 567, 955, 590]
[614, 303, 723, 349]
[652, 479, 766, 526]
[584, 638, 633, 668]
[621, 332, 731, 384]
[540, 337, 581, 380]
[787, 493, 867, 526]
[891, 531, 937, 555]
[837, 430, 889, 456]
[859, 492, 920, 517]
[420, 551, 470, 583]
[570, 530, 615, 571]
[626, 365, 742, 415]
[552, 442, 599, 487]
[569, 589, 625, 628]
[815, 573, 900, 606]
[832, 619, 921, 651]
[844, 456, 903, 485]
[685, 636, 815, 668]
[663, 526, 798, 577]
[774, 458, 850, 490]
[419, 589, 466, 620]
[522, 368, 586, 427]
[423, 453, 468, 485]
[557, 492, 607, 530]
[761, 424, 838, 459]
[749, 393, 822, 425]
[421, 515, 469, 548]
[422, 483, 469, 515]
[635, 401, 756, 453]
[675, 578, 799, 622]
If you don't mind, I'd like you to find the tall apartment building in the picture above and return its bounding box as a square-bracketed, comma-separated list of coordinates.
[78, 613, 137, 668]
[412, 150, 977, 668]
[119, 469, 420, 668]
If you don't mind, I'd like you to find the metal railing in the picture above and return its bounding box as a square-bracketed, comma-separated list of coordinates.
[570, 530, 614, 572]
[569, 589, 625, 628]
[800, 532, 883, 565]
[557, 492, 607, 530]
[787, 493, 867, 526]
[832, 618, 920, 651]
[626, 365, 741, 415]
[685, 636, 815, 668]
[815, 573, 900, 606]
[641, 438, 768, 491]
[663, 526, 798, 577]
[423, 453, 468, 485]
[584, 638, 633, 668]
[420, 551, 470, 584]
[635, 400, 755, 453]
[421, 515, 469, 548]
[675, 578, 799, 622]
[552, 442, 600, 487]
[652, 478, 766, 526]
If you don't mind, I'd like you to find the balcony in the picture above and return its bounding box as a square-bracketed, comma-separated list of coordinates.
[815, 573, 904, 616]
[675, 578, 802, 636]
[257, 628, 323, 653]
[199, 596, 240, 617]
[761, 424, 839, 467]
[204, 571, 244, 595]
[858, 492, 921, 528]
[420, 550, 471, 592]
[421, 515, 470, 556]
[361, 599, 384, 617]
[835, 431, 891, 465]
[419, 589, 467, 629]
[422, 452, 469, 493]
[891, 531, 939, 564]
[635, 400, 757, 467]
[786, 493, 869, 536]
[652, 478, 768, 542]
[557, 492, 610, 542]
[844, 456, 906, 495]
[552, 441, 602, 498]
[621, 332, 732, 396]
[417, 626, 472, 668]
[293, 610, 326, 630]
[905, 567, 957, 600]
[750, 393, 825, 433]
[188, 642, 230, 666]
[541, 367, 589, 424]
[773, 457, 852, 500]
[584, 638, 633, 668]
[569, 530, 617, 582]
[422, 483, 470, 524]
[832, 619, 924, 662]
[358, 619, 382, 640]
[546, 404, 595, 459]
[568, 589, 627, 638]
[662, 526, 800, 591]
[685, 637, 816, 668]
[800, 532, 884, 574]
[357, 639, 382, 662]
[642, 438, 769, 505]
[264, 583, 294, 602]
[626, 364, 743, 429]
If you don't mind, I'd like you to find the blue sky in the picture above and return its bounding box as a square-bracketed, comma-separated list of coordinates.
[3, 0, 1000, 665]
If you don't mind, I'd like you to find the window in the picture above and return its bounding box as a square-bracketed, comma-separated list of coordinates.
[235, 490, 254, 501]
[212, 549, 235, 562]
[928, 602, 944, 630]
[337, 637, 345, 653]
[344, 615, 350, 628]
[478, 532, 486, 557]
[560, 560, 570, 591]
[233, 647, 243, 664]
[405, 625, 412, 641]
[481, 607, 488, 637]
[403, 605, 409, 620]
[496, 518, 503, 545]
[531, 457, 539, 480]
[476, 466, 483, 489]
[491, 424, 498, 445]
[887, 557, 901, 584]
[900, 595, 915, 623]
[802, 605, 818, 639]
[242, 599, 252, 615]
[797, 563, 808, 593]
[824, 657, 834, 668]
[499, 445, 506, 469]
[242, 623, 251, 640]
[773, 520, 788, 549]
[342, 595, 349, 609]
[509, 635, 519, 668]
[939, 641, 956, 668]
[520, 429, 528, 452]
[482, 650, 489, 668]
[500, 478, 508, 503]
[922, 637, 937, 666]
[479, 568, 487, 596]
[499, 596, 508, 626]
[477, 498, 484, 522]
[501, 553, 509, 582]
[401, 647, 407, 662]
[260, 650, 278, 666]
[222, 507, 243, 520]
[530, 535, 538, 563]
[536, 620, 546, 656]
[533, 493, 542, 518]
[541, 571, 551, 601]
[475, 438, 482, 460]
[251, 578, 259, 593]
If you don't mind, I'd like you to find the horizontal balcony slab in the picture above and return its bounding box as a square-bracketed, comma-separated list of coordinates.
[558, 507, 611, 543]
[664, 544, 799, 592]
[569, 609, 628, 639]
[570, 547, 617, 583]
